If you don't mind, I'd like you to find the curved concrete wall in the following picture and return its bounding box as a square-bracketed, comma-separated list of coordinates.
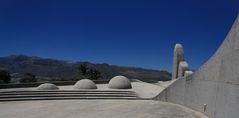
[158, 15, 239, 118]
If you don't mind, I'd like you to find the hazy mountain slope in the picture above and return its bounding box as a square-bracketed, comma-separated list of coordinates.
[0, 55, 171, 82]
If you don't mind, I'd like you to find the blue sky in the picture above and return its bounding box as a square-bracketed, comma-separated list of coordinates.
[0, 0, 238, 71]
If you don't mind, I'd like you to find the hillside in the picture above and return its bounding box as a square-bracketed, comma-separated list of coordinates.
[0, 55, 171, 82]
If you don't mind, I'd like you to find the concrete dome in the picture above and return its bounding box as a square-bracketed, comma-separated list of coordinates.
[108, 76, 132, 89]
[74, 79, 97, 89]
[37, 83, 59, 90]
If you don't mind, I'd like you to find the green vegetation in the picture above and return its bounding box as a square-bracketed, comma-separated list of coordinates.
[20, 73, 37, 83]
[78, 64, 101, 80]
[53, 64, 101, 81]
[87, 68, 101, 80]
[78, 63, 88, 75]
[53, 77, 69, 81]
[0, 68, 11, 83]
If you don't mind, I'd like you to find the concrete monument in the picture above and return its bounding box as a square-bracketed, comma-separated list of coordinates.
[37, 83, 59, 90]
[108, 75, 132, 89]
[74, 79, 97, 89]
[172, 44, 185, 79]
[158, 15, 239, 118]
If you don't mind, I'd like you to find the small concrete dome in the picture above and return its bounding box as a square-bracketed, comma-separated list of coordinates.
[74, 79, 97, 89]
[108, 76, 132, 89]
[37, 83, 59, 90]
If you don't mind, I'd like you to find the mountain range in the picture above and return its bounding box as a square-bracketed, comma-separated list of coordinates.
[0, 55, 171, 82]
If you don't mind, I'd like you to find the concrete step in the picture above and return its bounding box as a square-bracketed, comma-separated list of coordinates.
[0, 90, 140, 102]
[0, 94, 138, 98]
[0, 96, 140, 102]
[0, 90, 134, 93]
[0, 90, 135, 94]
[0, 92, 137, 96]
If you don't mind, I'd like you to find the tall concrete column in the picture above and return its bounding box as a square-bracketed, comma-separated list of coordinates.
[184, 70, 193, 77]
[172, 44, 185, 79]
[178, 61, 189, 78]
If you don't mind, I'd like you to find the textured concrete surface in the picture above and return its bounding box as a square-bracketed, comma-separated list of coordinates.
[0, 100, 207, 118]
[108, 76, 132, 89]
[74, 79, 97, 89]
[157, 15, 239, 118]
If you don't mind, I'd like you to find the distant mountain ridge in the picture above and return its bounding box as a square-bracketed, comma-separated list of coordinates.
[0, 55, 171, 82]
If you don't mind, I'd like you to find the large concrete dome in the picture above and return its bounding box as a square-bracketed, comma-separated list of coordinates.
[108, 76, 132, 89]
[74, 79, 97, 89]
[37, 83, 59, 90]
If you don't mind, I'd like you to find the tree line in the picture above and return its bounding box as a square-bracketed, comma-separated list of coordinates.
[54, 64, 101, 81]
[0, 64, 101, 84]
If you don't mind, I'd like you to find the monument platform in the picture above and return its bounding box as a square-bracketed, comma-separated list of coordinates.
[0, 100, 207, 118]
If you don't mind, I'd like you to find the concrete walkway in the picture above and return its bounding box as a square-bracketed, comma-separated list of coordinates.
[0, 100, 208, 118]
